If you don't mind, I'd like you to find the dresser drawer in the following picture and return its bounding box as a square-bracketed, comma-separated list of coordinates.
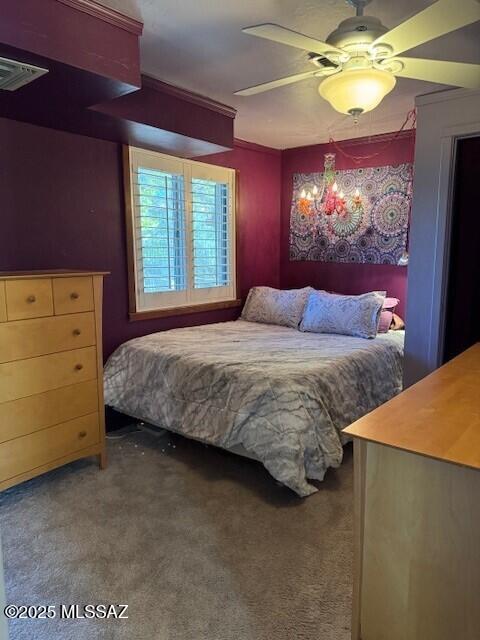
[0, 346, 97, 403]
[53, 277, 94, 315]
[0, 282, 6, 322]
[6, 278, 54, 321]
[0, 412, 100, 483]
[0, 312, 96, 364]
[0, 380, 98, 443]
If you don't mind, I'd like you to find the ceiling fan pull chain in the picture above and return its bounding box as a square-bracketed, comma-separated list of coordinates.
[327, 108, 416, 164]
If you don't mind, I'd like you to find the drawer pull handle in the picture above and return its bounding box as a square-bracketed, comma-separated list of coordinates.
[78, 431, 87, 439]
[70, 292, 79, 300]
[75, 363, 83, 371]
[73, 329, 81, 336]
[26, 295, 36, 303]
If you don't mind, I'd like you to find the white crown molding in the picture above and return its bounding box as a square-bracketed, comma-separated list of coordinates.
[142, 75, 237, 119]
[56, 0, 143, 35]
[416, 87, 480, 107]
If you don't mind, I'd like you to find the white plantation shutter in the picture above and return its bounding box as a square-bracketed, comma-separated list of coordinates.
[191, 179, 229, 289]
[135, 169, 186, 292]
[127, 147, 236, 312]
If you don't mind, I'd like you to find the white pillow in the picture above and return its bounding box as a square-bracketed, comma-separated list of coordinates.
[300, 290, 384, 339]
[242, 286, 313, 329]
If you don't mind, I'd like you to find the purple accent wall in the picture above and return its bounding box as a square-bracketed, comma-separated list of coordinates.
[198, 140, 281, 295]
[0, 117, 281, 358]
[0, 114, 414, 359]
[280, 131, 415, 317]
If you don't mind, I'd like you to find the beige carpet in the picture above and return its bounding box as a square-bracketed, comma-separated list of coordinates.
[0, 430, 353, 640]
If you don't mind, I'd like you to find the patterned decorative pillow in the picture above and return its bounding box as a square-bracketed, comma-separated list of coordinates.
[300, 290, 385, 339]
[242, 286, 313, 329]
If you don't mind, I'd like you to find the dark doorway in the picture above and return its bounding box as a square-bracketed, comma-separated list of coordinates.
[443, 135, 480, 362]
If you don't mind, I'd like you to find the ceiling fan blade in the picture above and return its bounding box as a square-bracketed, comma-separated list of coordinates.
[371, 0, 480, 57]
[234, 70, 320, 96]
[392, 57, 480, 89]
[242, 24, 345, 60]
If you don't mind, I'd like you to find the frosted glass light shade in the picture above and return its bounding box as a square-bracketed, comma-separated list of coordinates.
[319, 68, 396, 115]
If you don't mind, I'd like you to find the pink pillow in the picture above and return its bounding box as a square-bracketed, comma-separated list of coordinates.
[378, 310, 394, 333]
[383, 297, 399, 310]
[378, 298, 399, 333]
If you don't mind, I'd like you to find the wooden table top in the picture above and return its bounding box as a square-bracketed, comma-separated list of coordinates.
[344, 343, 480, 471]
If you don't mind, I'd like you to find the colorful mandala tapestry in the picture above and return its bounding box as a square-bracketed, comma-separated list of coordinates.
[289, 160, 412, 265]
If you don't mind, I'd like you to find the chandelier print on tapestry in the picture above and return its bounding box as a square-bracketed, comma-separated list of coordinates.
[290, 154, 412, 265]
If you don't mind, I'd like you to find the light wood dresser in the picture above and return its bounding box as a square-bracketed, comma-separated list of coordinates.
[344, 343, 480, 640]
[0, 270, 108, 491]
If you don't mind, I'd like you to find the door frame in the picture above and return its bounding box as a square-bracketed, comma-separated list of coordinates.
[403, 89, 480, 387]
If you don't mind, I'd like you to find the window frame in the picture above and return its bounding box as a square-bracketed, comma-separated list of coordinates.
[123, 145, 240, 321]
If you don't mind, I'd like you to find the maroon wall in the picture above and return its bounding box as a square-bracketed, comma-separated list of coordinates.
[0, 117, 281, 358]
[280, 131, 415, 317]
[198, 140, 281, 294]
[0, 114, 414, 358]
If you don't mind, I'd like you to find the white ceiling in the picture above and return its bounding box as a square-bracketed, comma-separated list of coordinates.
[98, 0, 480, 149]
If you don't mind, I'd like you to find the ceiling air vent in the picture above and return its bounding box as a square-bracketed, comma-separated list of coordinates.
[0, 57, 48, 91]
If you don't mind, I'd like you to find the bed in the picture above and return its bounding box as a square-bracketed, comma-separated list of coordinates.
[104, 319, 404, 496]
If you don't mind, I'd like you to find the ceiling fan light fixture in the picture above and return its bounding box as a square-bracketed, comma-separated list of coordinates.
[318, 67, 396, 115]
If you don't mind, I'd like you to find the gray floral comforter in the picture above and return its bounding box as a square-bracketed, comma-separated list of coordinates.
[104, 320, 404, 496]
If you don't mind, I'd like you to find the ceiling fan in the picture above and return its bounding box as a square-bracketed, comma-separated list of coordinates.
[235, 0, 480, 119]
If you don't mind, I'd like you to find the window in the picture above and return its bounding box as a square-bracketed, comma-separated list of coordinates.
[124, 146, 237, 319]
